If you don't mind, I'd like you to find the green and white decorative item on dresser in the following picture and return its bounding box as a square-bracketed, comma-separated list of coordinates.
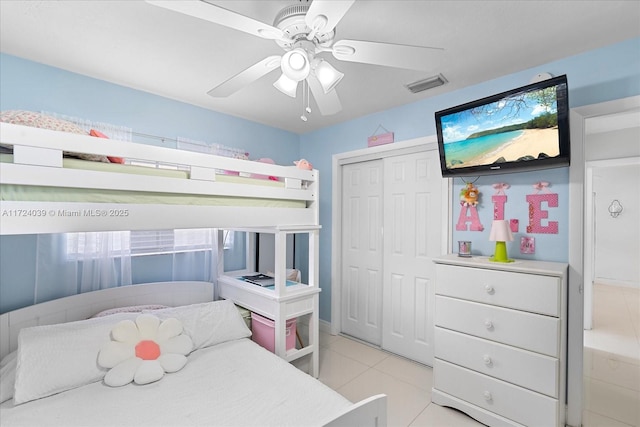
[432, 254, 568, 427]
[488, 219, 514, 263]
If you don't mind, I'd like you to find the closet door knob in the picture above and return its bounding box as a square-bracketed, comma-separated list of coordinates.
[483, 355, 493, 366]
[483, 391, 493, 402]
[484, 320, 493, 330]
[484, 284, 495, 294]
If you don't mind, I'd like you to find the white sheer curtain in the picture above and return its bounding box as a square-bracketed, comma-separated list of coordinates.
[171, 229, 217, 281]
[34, 232, 132, 304]
[33, 229, 228, 304]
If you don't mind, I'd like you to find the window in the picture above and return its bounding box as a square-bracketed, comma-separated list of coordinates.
[66, 229, 233, 258]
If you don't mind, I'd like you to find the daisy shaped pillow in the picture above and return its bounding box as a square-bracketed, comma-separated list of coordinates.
[98, 314, 193, 387]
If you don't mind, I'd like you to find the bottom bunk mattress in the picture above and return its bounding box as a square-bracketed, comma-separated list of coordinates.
[0, 338, 351, 426]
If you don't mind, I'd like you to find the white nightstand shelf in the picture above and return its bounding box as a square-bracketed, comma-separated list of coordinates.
[217, 226, 321, 377]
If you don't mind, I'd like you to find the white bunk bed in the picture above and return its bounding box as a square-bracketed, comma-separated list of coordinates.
[0, 122, 387, 426]
[0, 122, 318, 234]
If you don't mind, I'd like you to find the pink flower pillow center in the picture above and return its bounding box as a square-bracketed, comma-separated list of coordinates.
[135, 340, 161, 360]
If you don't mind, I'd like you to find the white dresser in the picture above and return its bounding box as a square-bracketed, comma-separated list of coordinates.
[432, 254, 568, 427]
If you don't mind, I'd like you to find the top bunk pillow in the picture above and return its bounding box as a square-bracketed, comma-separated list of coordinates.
[89, 129, 125, 164]
[145, 299, 251, 351]
[0, 110, 110, 163]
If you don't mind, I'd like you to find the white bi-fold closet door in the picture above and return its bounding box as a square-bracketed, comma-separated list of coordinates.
[340, 149, 443, 365]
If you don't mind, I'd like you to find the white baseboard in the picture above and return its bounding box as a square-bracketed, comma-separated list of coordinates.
[295, 317, 333, 336]
[319, 318, 332, 334]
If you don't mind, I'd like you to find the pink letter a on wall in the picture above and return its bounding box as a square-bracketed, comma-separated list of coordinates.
[456, 205, 484, 231]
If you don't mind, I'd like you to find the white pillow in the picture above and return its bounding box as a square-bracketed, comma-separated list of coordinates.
[145, 300, 251, 350]
[13, 312, 138, 405]
[0, 351, 17, 403]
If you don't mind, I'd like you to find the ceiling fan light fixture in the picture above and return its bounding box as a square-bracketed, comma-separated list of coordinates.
[281, 48, 310, 81]
[313, 59, 344, 94]
[273, 73, 298, 98]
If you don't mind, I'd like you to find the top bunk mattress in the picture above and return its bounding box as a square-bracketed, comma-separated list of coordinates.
[0, 154, 304, 208]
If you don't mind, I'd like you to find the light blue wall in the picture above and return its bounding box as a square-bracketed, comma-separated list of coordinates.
[0, 235, 37, 313]
[300, 37, 640, 321]
[450, 168, 569, 261]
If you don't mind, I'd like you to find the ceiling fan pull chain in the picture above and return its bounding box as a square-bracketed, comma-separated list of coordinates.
[301, 80, 308, 122]
[306, 80, 312, 114]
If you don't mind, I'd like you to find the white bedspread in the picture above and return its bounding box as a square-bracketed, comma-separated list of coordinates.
[0, 339, 351, 426]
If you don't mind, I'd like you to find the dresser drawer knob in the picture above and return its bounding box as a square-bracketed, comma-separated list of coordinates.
[483, 355, 493, 366]
[484, 284, 495, 294]
[484, 320, 494, 330]
[483, 391, 493, 402]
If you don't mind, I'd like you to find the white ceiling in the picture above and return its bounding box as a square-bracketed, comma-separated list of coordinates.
[1, 1, 639, 134]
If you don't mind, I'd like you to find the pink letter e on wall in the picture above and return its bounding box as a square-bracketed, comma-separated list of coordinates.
[526, 193, 559, 234]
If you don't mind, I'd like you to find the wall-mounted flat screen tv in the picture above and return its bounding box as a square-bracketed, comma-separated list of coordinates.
[435, 75, 570, 177]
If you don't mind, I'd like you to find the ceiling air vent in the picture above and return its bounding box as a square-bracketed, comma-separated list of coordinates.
[405, 74, 448, 94]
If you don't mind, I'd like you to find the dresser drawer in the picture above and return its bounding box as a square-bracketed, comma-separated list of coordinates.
[435, 295, 559, 357]
[434, 359, 559, 427]
[435, 264, 560, 316]
[435, 327, 559, 397]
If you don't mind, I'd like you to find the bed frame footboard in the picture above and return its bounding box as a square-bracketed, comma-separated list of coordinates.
[323, 394, 387, 427]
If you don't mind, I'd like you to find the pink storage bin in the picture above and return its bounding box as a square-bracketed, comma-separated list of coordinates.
[251, 312, 296, 353]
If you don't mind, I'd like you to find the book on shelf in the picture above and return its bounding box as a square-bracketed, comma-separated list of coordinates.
[241, 274, 275, 287]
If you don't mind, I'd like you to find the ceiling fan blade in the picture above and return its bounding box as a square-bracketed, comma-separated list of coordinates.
[146, 1, 286, 41]
[331, 39, 444, 71]
[307, 75, 342, 116]
[208, 55, 281, 97]
[305, 0, 355, 36]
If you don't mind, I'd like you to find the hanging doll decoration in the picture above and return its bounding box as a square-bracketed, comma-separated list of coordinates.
[526, 181, 559, 234]
[456, 181, 484, 231]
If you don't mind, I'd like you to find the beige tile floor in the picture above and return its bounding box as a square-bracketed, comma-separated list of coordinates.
[583, 283, 640, 427]
[292, 282, 639, 427]
[295, 331, 484, 427]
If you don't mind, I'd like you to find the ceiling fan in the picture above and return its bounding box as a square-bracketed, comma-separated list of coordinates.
[147, 0, 443, 119]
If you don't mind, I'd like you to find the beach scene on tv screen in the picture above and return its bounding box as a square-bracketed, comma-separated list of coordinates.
[441, 86, 560, 170]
